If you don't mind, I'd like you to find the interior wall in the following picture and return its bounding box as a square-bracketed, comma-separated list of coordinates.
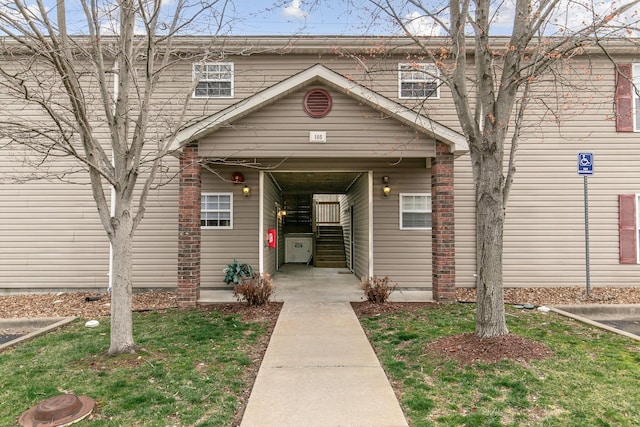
[339, 194, 352, 271]
[344, 173, 370, 280]
[262, 172, 282, 275]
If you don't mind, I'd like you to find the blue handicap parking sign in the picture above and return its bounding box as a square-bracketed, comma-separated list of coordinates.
[578, 152, 593, 175]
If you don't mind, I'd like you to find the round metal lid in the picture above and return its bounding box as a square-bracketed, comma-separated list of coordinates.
[18, 394, 95, 427]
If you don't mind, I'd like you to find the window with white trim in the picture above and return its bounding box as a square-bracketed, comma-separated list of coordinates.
[399, 63, 439, 99]
[633, 64, 640, 131]
[193, 63, 234, 98]
[201, 193, 233, 228]
[400, 193, 432, 230]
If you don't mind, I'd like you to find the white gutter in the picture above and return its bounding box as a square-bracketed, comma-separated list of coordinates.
[259, 171, 264, 273]
[368, 171, 374, 279]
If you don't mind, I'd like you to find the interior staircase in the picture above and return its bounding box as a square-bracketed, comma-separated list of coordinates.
[314, 225, 347, 268]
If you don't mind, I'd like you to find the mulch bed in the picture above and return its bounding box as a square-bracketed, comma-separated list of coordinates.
[352, 301, 554, 366]
[426, 332, 553, 366]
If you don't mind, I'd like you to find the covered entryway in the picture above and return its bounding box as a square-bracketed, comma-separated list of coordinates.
[174, 64, 465, 307]
[264, 171, 369, 278]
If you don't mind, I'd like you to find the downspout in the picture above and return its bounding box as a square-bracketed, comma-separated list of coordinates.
[259, 171, 264, 273]
[368, 171, 374, 279]
[108, 62, 118, 293]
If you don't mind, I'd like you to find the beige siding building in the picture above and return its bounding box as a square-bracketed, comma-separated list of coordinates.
[1, 37, 639, 300]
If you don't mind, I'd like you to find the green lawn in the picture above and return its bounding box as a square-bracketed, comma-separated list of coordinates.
[357, 303, 640, 427]
[0, 307, 276, 426]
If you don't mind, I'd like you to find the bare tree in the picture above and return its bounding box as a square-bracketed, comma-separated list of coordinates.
[364, 0, 640, 337]
[0, 0, 234, 354]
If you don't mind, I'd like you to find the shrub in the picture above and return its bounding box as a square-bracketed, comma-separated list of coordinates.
[223, 259, 254, 284]
[233, 273, 275, 306]
[360, 276, 396, 303]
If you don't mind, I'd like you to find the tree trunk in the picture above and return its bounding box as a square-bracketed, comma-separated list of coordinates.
[107, 214, 136, 355]
[474, 151, 509, 338]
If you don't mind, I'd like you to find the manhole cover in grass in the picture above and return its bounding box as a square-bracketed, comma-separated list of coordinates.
[18, 394, 95, 426]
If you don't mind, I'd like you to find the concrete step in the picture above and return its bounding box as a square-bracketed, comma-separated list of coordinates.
[315, 260, 347, 268]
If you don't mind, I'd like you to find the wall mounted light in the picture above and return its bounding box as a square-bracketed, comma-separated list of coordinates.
[242, 185, 251, 197]
[382, 176, 391, 197]
[278, 209, 287, 217]
[231, 171, 244, 184]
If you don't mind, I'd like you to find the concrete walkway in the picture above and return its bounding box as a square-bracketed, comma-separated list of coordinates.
[238, 265, 417, 427]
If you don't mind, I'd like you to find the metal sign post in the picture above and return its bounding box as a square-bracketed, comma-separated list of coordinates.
[578, 153, 593, 295]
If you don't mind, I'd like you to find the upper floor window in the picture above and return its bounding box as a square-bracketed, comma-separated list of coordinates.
[398, 63, 439, 99]
[400, 193, 432, 230]
[201, 193, 233, 229]
[193, 63, 234, 98]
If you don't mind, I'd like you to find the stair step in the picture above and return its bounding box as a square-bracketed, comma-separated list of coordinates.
[314, 225, 346, 268]
[315, 260, 347, 268]
[316, 253, 346, 259]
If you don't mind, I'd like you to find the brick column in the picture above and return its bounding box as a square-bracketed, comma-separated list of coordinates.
[431, 141, 456, 302]
[178, 143, 201, 308]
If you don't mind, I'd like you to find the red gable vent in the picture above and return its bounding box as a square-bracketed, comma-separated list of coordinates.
[303, 89, 332, 118]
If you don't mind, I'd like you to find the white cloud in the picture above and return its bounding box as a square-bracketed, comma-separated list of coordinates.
[0, 2, 41, 27]
[283, 0, 308, 20]
[404, 11, 445, 37]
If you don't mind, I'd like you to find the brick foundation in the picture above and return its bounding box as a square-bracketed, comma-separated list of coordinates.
[431, 141, 456, 302]
[177, 143, 201, 308]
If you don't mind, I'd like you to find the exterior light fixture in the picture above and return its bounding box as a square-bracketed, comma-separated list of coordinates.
[382, 176, 391, 197]
[231, 171, 244, 184]
[242, 185, 251, 197]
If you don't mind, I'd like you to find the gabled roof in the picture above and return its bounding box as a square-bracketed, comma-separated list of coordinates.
[170, 64, 467, 156]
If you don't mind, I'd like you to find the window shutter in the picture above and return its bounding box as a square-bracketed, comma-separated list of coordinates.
[619, 194, 637, 264]
[615, 64, 633, 132]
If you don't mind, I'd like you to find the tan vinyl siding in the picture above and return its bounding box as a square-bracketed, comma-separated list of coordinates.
[130, 169, 179, 289]
[0, 171, 180, 291]
[0, 180, 110, 290]
[198, 87, 436, 159]
[179, 52, 462, 131]
[262, 172, 281, 275]
[6, 38, 640, 292]
[344, 172, 370, 280]
[454, 56, 640, 288]
[339, 194, 352, 270]
[371, 161, 432, 289]
[200, 166, 259, 288]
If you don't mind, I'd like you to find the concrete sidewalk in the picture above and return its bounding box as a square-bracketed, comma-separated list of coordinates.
[238, 265, 412, 426]
[240, 300, 409, 427]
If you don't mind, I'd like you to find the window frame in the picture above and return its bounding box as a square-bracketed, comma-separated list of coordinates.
[201, 192, 233, 229]
[398, 63, 440, 100]
[193, 62, 234, 99]
[633, 64, 640, 132]
[399, 193, 432, 230]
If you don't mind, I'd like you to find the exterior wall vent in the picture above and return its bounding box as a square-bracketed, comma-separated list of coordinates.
[303, 89, 332, 118]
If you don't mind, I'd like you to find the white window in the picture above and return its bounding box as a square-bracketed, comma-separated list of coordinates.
[399, 63, 439, 99]
[400, 193, 432, 230]
[633, 64, 640, 131]
[193, 63, 234, 98]
[201, 193, 233, 229]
